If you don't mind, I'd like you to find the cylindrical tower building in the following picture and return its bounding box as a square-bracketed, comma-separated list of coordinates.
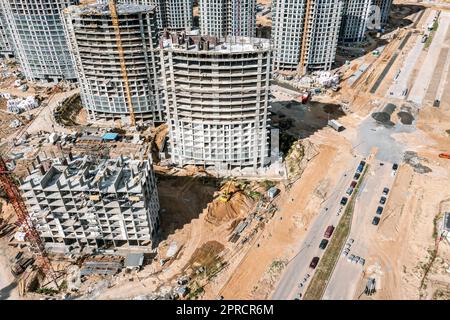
[96, 0, 194, 33]
[0, 0, 78, 81]
[160, 33, 272, 170]
[63, 3, 163, 124]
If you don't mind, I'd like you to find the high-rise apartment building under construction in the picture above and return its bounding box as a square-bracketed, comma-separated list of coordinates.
[96, 0, 194, 32]
[272, 0, 344, 73]
[199, 0, 256, 38]
[160, 32, 272, 170]
[63, 3, 164, 124]
[0, 0, 78, 82]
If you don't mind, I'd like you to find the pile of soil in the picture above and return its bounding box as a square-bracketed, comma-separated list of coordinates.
[397, 111, 415, 125]
[206, 191, 254, 226]
[372, 103, 397, 127]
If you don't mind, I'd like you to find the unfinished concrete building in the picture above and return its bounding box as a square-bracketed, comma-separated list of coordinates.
[160, 33, 272, 170]
[372, 0, 392, 24]
[272, 0, 344, 73]
[339, 0, 371, 43]
[199, 0, 256, 38]
[0, 0, 78, 82]
[0, 12, 13, 57]
[20, 156, 160, 253]
[63, 3, 163, 123]
[97, 0, 194, 32]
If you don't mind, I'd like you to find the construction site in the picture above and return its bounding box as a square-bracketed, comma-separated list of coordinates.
[0, 0, 449, 302]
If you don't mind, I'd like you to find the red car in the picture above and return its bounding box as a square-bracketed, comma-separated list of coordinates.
[310, 257, 320, 269]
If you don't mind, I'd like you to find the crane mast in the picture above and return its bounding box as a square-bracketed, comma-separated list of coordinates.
[109, 0, 136, 127]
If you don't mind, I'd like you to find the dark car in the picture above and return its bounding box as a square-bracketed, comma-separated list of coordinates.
[379, 196, 386, 205]
[310, 257, 320, 269]
[376, 206, 383, 215]
[383, 187, 389, 195]
[392, 163, 398, 170]
[372, 216, 380, 225]
[353, 172, 361, 180]
[350, 181, 357, 188]
[340, 197, 348, 206]
[319, 239, 329, 250]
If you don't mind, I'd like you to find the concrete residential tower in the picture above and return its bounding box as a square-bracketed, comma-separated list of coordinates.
[97, 0, 194, 32]
[372, 0, 392, 24]
[21, 156, 160, 252]
[0, 0, 78, 82]
[272, 0, 344, 73]
[160, 33, 272, 170]
[0, 11, 13, 57]
[339, 0, 371, 43]
[199, 0, 257, 37]
[63, 3, 163, 123]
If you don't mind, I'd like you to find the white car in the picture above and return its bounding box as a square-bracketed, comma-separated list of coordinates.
[348, 238, 355, 244]
[347, 254, 355, 262]
[342, 250, 349, 257]
[353, 256, 360, 264]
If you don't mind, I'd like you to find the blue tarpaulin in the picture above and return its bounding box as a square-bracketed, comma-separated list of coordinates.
[102, 133, 119, 141]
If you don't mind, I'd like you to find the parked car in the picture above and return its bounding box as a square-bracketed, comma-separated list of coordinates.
[346, 187, 354, 195]
[342, 250, 349, 257]
[372, 216, 380, 225]
[376, 206, 383, 215]
[324, 225, 335, 238]
[382, 187, 389, 195]
[347, 254, 355, 262]
[348, 238, 355, 244]
[379, 196, 386, 205]
[319, 239, 329, 250]
[350, 181, 357, 188]
[392, 163, 398, 170]
[359, 258, 366, 266]
[310, 257, 320, 269]
[353, 172, 361, 180]
[340, 197, 348, 206]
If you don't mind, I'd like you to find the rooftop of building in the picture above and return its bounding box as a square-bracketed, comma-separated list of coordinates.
[160, 32, 271, 54]
[21, 155, 151, 194]
[64, 3, 156, 17]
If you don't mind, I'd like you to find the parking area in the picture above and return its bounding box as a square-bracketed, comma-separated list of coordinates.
[323, 160, 398, 299]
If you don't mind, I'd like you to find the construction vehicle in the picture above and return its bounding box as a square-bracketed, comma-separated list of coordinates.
[219, 181, 235, 203]
[109, 0, 135, 127]
[11, 257, 35, 277]
[439, 153, 450, 159]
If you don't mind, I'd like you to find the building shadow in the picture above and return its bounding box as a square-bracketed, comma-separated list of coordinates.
[0, 281, 17, 300]
[271, 100, 346, 156]
[152, 174, 220, 247]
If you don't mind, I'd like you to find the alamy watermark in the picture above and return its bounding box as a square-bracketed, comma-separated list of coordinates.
[366, 5, 382, 30]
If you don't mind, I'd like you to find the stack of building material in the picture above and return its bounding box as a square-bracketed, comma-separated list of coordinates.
[6, 96, 38, 114]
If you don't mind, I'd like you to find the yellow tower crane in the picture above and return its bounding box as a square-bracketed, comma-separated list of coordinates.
[298, 0, 312, 76]
[109, 0, 136, 127]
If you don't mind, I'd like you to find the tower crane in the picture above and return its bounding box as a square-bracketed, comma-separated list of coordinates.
[109, 0, 136, 127]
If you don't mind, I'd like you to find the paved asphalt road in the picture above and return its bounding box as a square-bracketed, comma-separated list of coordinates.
[272, 156, 361, 300]
[323, 161, 397, 299]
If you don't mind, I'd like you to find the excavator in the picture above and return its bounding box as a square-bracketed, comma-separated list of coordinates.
[219, 180, 235, 203]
